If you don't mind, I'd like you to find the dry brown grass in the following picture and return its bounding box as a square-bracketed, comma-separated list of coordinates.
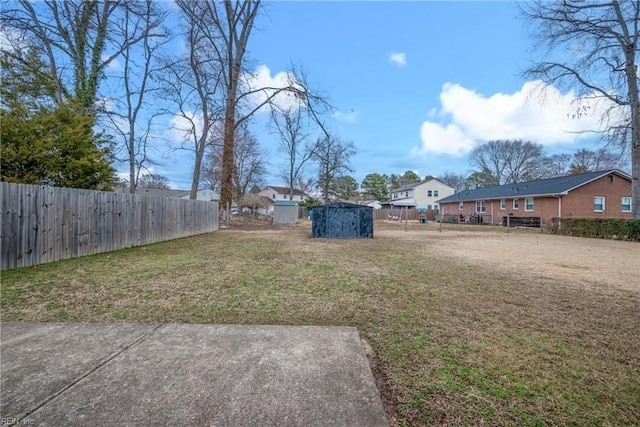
[2, 219, 639, 426]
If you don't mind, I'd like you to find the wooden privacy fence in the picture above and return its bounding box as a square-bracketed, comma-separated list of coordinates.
[1, 182, 219, 270]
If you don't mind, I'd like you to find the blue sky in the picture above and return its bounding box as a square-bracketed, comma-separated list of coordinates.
[140, 1, 616, 190]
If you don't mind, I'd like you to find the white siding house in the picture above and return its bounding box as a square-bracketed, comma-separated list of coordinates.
[388, 178, 455, 210]
[259, 186, 308, 202]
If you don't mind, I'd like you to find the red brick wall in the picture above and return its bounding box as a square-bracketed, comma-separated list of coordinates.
[438, 174, 632, 226]
[560, 174, 632, 219]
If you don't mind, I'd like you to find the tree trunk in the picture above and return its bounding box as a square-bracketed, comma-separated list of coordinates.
[631, 92, 640, 218]
[129, 122, 136, 194]
[220, 90, 237, 208]
[625, 44, 640, 218]
[190, 133, 209, 200]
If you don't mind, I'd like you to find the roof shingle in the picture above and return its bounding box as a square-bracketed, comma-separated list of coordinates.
[436, 170, 630, 203]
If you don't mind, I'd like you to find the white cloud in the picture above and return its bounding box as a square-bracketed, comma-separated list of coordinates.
[0, 28, 28, 53]
[96, 97, 116, 112]
[332, 110, 358, 123]
[242, 65, 304, 112]
[169, 111, 204, 145]
[413, 122, 476, 156]
[389, 52, 407, 67]
[101, 53, 122, 71]
[414, 80, 622, 156]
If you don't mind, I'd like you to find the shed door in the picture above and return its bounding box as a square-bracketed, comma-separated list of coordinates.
[327, 208, 358, 238]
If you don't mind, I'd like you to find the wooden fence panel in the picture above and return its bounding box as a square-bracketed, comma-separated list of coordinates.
[1, 183, 219, 270]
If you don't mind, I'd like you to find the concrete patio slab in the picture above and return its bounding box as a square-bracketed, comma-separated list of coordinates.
[1, 323, 388, 426]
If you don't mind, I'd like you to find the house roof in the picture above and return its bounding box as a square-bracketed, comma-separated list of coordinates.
[392, 177, 449, 193]
[115, 188, 190, 198]
[265, 186, 308, 197]
[436, 169, 631, 203]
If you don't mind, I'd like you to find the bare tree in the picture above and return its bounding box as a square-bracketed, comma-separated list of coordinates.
[162, 1, 225, 199]
[541, 153, 573, 178]
[439, 171, 467, 193]
[201, 123, 268, 199]
[173, 0, 260, 205]
[294, 176, 316, 197]
[178, 1, 334, 207]
[138, 172, 169, 189]
[569, 148, 625, 174]
[2, 1, 154, 113]
[315, 134, 356, 203]
[470, 140, 546, 185]
[522, 0, 640, 217]
[105, 1, 169, 193]
[270, 104, 319, 200]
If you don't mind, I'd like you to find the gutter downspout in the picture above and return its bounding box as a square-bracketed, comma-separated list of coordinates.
[555, 195, 562, 231]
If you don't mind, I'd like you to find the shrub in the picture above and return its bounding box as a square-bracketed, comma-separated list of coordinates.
[550, 217, 640, 241]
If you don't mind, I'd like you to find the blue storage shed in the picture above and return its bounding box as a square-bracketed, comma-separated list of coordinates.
[311, 202, 373, 238]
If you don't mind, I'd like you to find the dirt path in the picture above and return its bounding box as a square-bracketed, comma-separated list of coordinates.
[375, 222, 640, 294]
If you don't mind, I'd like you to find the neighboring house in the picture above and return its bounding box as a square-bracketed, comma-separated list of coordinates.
[179, 189, 219, 202]
[333, 199, 381, 209]
[259, 186, 308, 202]
[366, 200, 382, 209]
[258, 186, 308, 215]
[436, 169, 633, 227]
[383, 178, 455, 210]
[115, 187, 189, 198]
[115, 187, 220, 203]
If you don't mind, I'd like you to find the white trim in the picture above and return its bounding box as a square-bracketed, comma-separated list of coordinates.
[524, 197, 534, 212]
[622, 197, 632, 212]
[513, 199, 519, 210]
[594, 196, 605, 212]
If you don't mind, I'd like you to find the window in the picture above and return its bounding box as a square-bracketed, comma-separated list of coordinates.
[427, 204, 432, 210]
[525, 198, 534, 211]
[476, 201, 486, 213]
[434, 190, 439, 197]
[459, 201, 464, 210]
[406, 191, 409, 197]
[513, 199, 519, 210]
[500, 199, 506, 210]
[272, 193, 276, 199]
[594, 196, 605, 212]
[434, 204, 439, 210]
[427, 190, 432, 197]
[622, 197, 631, 212]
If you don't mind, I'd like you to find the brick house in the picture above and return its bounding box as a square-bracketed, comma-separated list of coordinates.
[436, 170, 633, 227]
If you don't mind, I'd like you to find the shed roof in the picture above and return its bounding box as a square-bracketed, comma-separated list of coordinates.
[436, 169, 631, 203]
[319, 202, 373, 209]
[274, 200, 299, 206]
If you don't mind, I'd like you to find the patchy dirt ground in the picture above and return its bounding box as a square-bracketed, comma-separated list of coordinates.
[230, 217, 639, 294]
[374, 220, 640, 294]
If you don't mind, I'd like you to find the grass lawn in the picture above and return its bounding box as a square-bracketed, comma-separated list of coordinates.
[2, 221, 639, 426]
